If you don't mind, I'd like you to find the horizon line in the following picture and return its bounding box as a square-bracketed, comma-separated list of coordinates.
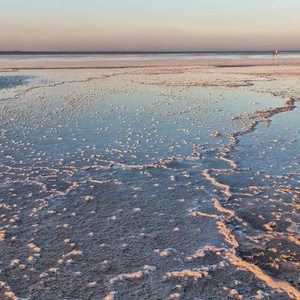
[1, 50, 299, 54]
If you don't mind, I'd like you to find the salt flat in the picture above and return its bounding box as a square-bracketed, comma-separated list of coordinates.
[0, 55, 299, 299]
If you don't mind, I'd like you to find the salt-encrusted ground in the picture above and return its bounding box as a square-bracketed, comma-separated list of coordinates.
[0, 57, 299, 299]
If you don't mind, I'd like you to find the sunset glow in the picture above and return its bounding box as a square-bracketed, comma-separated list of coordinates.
[1, 0, 300, 51]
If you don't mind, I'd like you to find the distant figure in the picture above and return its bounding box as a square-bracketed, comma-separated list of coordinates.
[273, 50, 276, 55]
[275, 50, 278, 55]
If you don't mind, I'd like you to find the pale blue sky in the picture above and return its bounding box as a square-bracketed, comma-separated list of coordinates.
[1, 0, 300, 51]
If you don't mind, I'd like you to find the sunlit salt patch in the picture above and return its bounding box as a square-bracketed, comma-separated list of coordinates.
[109, 265, 156, 284]
[164, 268, 211, 280]
[27, 243, 41, 252]
[155, 248, 177, 257]
[64, 250, 83, 257]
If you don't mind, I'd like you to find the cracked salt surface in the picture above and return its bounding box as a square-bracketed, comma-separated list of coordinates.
[0, 67, 299, 299]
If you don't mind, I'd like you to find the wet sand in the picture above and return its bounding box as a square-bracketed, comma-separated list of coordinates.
[0, 56, 299, 300]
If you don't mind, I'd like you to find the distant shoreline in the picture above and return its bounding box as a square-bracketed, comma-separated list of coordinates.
[1, 52, 300, 72]
[1, 50, 300, 56]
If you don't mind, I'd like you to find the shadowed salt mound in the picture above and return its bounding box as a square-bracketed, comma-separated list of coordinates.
[0, 75, 32, 90]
